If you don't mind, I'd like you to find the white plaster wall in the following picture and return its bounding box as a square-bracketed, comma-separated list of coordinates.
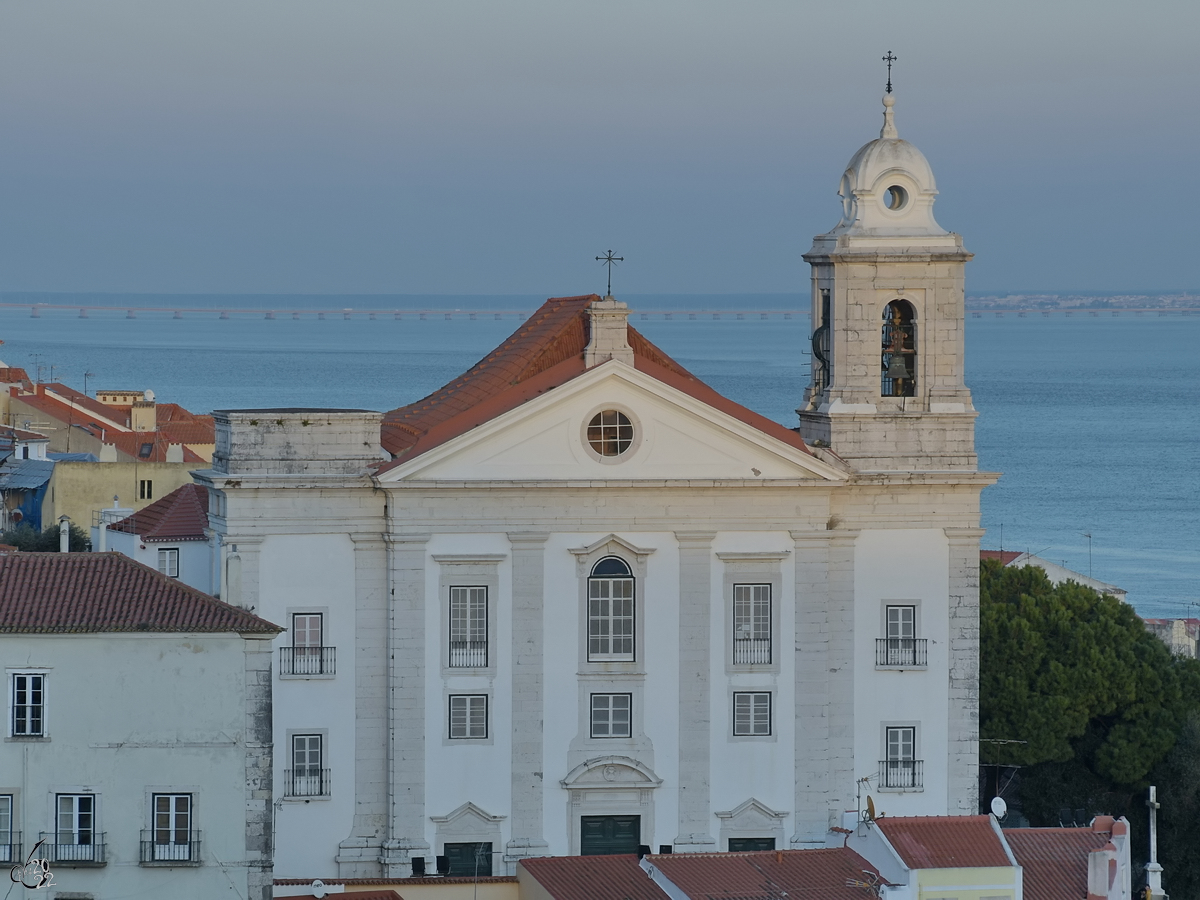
[0, 633, 256, 897]
[94, 531, 214, 594]
[258, 532, 358, 877]
[423, 532, 514, 852]
[709, 532, 797, 833]
[853, 528, 951, 815]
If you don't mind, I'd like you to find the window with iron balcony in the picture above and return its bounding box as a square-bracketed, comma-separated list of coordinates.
[280, 613, 335, 676]
[876, 605, 927, 668]
[733, 584, 771, 665]
[448, 586, 488, 668]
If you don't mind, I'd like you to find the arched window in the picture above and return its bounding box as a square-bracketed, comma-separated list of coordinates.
[881, 300, 916, 397]
[588, 557, 634, 661]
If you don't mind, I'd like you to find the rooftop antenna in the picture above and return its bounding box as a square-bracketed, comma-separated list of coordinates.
[882, 51, 897, 94]
[1081, 532, 1093, 578]
[596, 250, 623, 297]
[83, 371, 96, 397]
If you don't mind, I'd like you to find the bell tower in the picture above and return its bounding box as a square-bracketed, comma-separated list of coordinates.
[798, 90, 977, 472]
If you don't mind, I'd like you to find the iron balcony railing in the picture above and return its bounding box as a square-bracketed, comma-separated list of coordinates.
[0, 833, 20, 864]
[284, 768, 331, 798]
[140, 830, 201, 863]
[878, 759, 924, 790]
[39, 833, 106, 865]
[733, 638, 772, 665]
[448, 640, 488, 668]
[875, 638, 928, 668]
[279, 646, 336, 676]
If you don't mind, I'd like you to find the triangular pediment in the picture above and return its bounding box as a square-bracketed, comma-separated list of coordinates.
[379, 361, 846, 483]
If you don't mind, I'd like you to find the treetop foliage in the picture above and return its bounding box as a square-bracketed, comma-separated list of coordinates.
[980, 558, 1200, 785]
[0, 523, 91, 553]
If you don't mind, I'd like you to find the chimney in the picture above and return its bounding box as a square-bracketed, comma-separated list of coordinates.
[131, 398, 156, 432]
[166, 443, 184, 463]
[58, 515, 70, 552]
[584, 295, 634, 368]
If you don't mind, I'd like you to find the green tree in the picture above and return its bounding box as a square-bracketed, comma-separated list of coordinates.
[1, 522, 91, 552]
[980, 559, 1198, 784]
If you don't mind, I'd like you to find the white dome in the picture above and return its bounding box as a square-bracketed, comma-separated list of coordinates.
[828, 94, 946, 237]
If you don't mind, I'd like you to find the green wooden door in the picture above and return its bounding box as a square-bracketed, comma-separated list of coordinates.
[580, 815, 641, 856]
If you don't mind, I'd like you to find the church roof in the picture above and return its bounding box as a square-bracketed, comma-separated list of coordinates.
[379, 294, 812, 466]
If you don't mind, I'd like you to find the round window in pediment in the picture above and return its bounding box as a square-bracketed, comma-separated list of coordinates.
[884, 185, 909, 211]
[587, 410, 634, 457]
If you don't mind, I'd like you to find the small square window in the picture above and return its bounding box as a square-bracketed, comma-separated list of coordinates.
[449, 694, 487, 740]
[733, 692, 771, 736]
[157, 548, 179, 578]
[590, 693, 632, 738]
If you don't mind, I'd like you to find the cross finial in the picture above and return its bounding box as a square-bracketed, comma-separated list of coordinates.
[595, 250, 624, 297]
[883, 51, 897, 94]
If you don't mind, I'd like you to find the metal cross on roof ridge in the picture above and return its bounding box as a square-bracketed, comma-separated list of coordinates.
[883, 51, 897, 94]
[595, 250, 623, 297]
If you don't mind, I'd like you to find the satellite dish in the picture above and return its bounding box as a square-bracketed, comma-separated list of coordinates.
[990, 796, 1008, 819]
[866, 796, 877, 821]
[310, 879, 327, 899]
[143, 389, 156, 402]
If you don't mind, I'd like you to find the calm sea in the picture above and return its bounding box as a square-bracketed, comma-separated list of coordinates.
[1, 293, 1195, 618]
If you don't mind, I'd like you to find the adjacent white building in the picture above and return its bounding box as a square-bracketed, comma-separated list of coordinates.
[195, 89, 996, 880]
[0, 549, 280, 899]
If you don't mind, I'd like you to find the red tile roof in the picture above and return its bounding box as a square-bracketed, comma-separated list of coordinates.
[647, 849, 884, 900]
[1003, 828, 1111, 900]
[519, 854, 666, 900]
[980, 550, 1022, 565]
[875, 816, 1011, 869]
[0, 551, 280, 634]
[103, 431, 206, 463]
[0, 367, 31, 387]
[277, 893, 404, 900]
[44, 383, 134, 425]
[380, 295, 812, 467]
[109, 483, 209, 542]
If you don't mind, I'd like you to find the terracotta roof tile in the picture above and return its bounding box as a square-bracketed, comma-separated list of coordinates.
[875, 816, 1011, 869]
[519, 854, 667, 900]
[648, 849, 884, 900]
[379, 295, 810, 466]
[277, 893, 403, 900]
[0, 368, 32, 386]
[980, 550, 1022, 565]
[103, 431, 206, 463]
[0, 551, 280, 634]
[44, 383, 133, 425]
[1003, 828, 1112, 900]
[109, 483, 209, 542]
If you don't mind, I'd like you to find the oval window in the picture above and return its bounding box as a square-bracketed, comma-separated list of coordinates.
[587, 410, 634, 457]
[885, 185, 908, 211]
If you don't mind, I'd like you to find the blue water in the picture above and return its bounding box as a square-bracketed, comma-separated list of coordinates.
[0, 295, 1195, 618]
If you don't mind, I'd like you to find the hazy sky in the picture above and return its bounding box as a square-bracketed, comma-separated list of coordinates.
[0, 1, 1195, 296]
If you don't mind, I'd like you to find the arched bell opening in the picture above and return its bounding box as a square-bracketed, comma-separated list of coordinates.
[881, 300, 917, 397]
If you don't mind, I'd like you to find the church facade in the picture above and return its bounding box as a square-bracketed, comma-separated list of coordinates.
[195, 91, 995, 880]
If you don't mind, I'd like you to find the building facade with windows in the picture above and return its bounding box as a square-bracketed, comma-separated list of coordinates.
[0, 550, 280, 899]
[196, 90, 994, 880]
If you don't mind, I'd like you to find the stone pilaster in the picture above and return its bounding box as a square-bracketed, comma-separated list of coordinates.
[790, 530, 832, 847]
[382, 533, 431, 877]
[674, 531, 717, 851]
[826, 532, 858, 826]
[338, 533, 388, 877]
[945, 527, 984, 814]
[223, 534, 263, 611]
[243, 635, 275, 900]
[505, 532, 551, 862]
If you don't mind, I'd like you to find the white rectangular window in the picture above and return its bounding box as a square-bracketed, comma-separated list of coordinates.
[588, 573, 634, 661]
[449, 586, 488, 667]
[733, 692, 771, 736]
[57, 794, 95, 846]
[887, 726, 914, 761]
[449, 694, 488, 739]
[590, 693, 632, 738]
[886, 605, 915, 640]
[0, 795, 12, 863]
[139, 479, 153, 500]
[12, 673, 44, 736]
[289, 734, 326, 796]
[882, 726, 921, 789]
[882, 605, 918, 666]
[157, 548, 180, 578]
[152, 794, 192, 861]
[733, 584, 771, 664]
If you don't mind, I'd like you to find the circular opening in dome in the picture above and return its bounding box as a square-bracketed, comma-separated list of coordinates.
[587, 410, 634, 457]
[885, 185, 908, 211]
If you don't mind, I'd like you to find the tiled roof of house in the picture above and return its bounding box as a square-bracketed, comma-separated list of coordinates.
[380, 294, 812, 466]
[103, 431, 206, 463]
[980, 550, 1022, 565]
[875, 816, 1012, 869]
[44, 383, 133, 425]
[0, 551, 280, 634]
[647, 849, 884, 900]
[1003, 827, 1111, 900]
[519, 854, 666, 900]
[277, 893, 403, 900]
[0, 367, 31, 386]
[109, 483, 209, 541]
[0, 426, 49, 443]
